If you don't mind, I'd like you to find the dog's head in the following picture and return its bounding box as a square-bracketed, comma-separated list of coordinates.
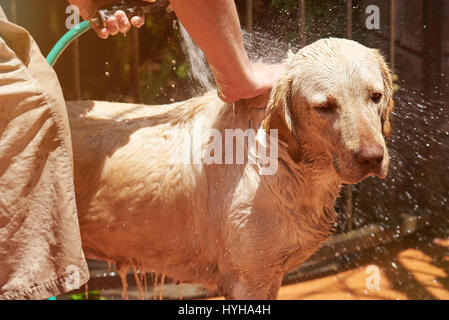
[263, 38, 394, 184]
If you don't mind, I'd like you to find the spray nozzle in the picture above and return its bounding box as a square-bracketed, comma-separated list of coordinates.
[90, 0, 172, 28]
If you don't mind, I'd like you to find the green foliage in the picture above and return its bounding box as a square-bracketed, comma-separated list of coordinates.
[70, 290, 106, 300]
[175, 62, 188, 79]
[134, 12, 192, 104]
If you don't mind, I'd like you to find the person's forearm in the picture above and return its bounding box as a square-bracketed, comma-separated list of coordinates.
[169, 0, 252, 91]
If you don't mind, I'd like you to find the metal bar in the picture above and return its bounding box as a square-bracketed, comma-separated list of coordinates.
[72, 38, 82, 100]
[131, 27, 141, 103]
[422, 0, 443, 97]
[246, 0, 253, 42]
[298, 0, 306, 47]
[390, 0, 396, 69]
[8, 0, 17, 23]
[346, 185, 353, 231]
[346, 0, 352, 40]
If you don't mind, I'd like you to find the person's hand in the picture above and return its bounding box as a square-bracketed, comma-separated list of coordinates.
[214, 63, 287, 105]
[71, 0, 155, 39]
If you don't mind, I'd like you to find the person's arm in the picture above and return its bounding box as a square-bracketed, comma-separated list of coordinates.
[68, 0, 286, 103]
[170, 0, 286, 103]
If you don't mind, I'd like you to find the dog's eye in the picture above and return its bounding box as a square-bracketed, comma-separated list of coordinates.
[314, 102, 336, 113]
[371, 93, 382, 103]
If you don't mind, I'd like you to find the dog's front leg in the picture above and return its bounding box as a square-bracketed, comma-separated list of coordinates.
[218, 273, 283, 300]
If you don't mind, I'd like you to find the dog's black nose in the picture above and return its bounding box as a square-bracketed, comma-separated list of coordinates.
[355, 145, 384, 172]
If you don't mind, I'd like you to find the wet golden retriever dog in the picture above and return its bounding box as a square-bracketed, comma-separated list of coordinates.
[68, 38, 394, 299]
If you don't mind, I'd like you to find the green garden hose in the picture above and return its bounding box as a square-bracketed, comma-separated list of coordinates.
[46, 20, 91, 67]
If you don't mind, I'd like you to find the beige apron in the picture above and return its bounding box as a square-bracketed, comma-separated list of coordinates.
[0, 7, 89, 299]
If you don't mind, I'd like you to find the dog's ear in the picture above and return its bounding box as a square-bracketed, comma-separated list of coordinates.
[374, 50, 395, 140]
[263, 76, 302, 163]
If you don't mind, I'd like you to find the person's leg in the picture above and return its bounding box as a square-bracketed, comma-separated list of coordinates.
[0, 11, 89, 300]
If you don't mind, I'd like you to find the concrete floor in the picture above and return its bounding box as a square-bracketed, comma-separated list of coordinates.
[207, 238, 449, 300]
[276, 247, 449, 300]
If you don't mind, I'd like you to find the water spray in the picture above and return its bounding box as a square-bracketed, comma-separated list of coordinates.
[46, 0, 171, 66]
